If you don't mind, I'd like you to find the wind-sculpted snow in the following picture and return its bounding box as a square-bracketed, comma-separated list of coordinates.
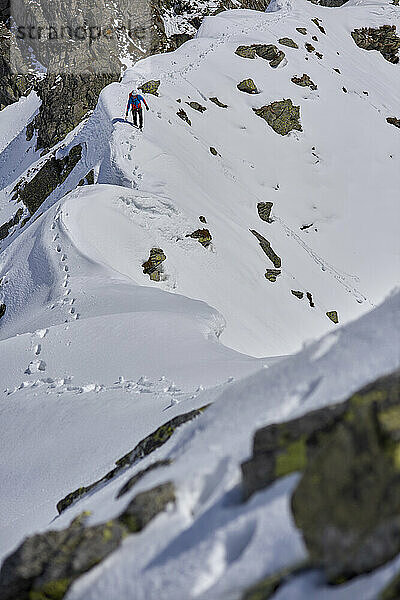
[31, 291, 400, 600]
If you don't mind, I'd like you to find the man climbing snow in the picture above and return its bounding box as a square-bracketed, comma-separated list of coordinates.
[125, 89, 149, 131]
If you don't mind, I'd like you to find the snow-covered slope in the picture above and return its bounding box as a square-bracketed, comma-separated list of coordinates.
[2, 0, 399, 357]
[0, 0, 399, 597]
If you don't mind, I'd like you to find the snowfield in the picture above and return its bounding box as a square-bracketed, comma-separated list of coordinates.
[0, 0, 399, 598]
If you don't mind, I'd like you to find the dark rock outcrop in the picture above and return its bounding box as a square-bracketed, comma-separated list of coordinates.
[186, 101, 207, 113]
[278, 37, 298, 48]
[257, 202, 273, 223]
[56, 406, 207, 514]
[307, 0, 348, 5]
[242, 370, 400, 585]
[209, 96, 228, 108]
[186, 228, 212, 248]
[326, 310, 338, 324]
[0, 208, 24, 241]
[351, 25, 400, 64]
[250, 230, 281, 268]
[237, 78, 259, 94]
[265, 269, 281, 282]
[12, 145, 82, 215]
[296, 27, 307, 35]
[168, 32, 192, 50]
[312, 18, 326, 35]
[253, 99, 302, 135]
[0, 482, 176, 600]
[306, 292, 315, 307]
[32, 74, 118, 151]
[292, 370, 400, 583]
[139, 80, 161, 96]
[387, 117, 400, 129]
[119, 482, 175, 533]
[0, 513, 124, 600]
[291, 73, 317, 90]
[235, 44, 285, 68]
[116, 460, 172, 499]
[291, 290, 304, 299]
[0, 24, 32, 111]
[142, 248, 166, 281]
[177, 108, 191, 125]
[0, 303, 5, 319]
[240, 0, 272, 9]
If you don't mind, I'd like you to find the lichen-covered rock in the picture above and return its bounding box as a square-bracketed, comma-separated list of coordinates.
[209, 97, 228, 108]
[351, 25, 400, 64]
[312, 18, 326, 35]
[291, 290, 304, 299]
[237, 79, 259, 94]
[292, 370, 400, 582]
[119, 482, 175, 532]
[0, 482, 176, 600]
[326, 310, 339, 324]
[242, 369, 399, 503]
[139, 80, 161, 96]
[250, 230, 281, 268]
[210, 147, 218, 156]
[387, 117, 400, 129]
[116, 460, 172, 499]
[12, 145, 82, 215]
[296, 27, 307, 35]
[142, 248, 166, 281]
[265, 269, 281, 282]
[253, 99, 302, 135]
[305, 42, 315, 53]
[235, 44, 285, 68]
[236, 45, 257, 59]
[279, 37, 298, 48]
[116, 407, 208, 468]
[186, 228, 212, 248]
[257, 202, 273, 223]
[177, 109, 192, 125]
[0, 208, 24, 241]
[0, 513, 125, 600]
[0, 303, 5, 320]
[253, 44, 285, 67]
[241, 402, 346, 499]
[291, 74, 317, 90]
[186, 101, 207, 113]
[57, 407, 207, 514]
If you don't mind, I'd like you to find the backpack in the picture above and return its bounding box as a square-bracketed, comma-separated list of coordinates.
[130, 93, 142, 109]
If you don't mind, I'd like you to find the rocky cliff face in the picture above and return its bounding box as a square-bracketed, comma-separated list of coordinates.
[0, 23, 33, 110]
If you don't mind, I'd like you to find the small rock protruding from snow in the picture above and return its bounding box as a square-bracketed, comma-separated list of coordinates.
[237, 78, 259, 94]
